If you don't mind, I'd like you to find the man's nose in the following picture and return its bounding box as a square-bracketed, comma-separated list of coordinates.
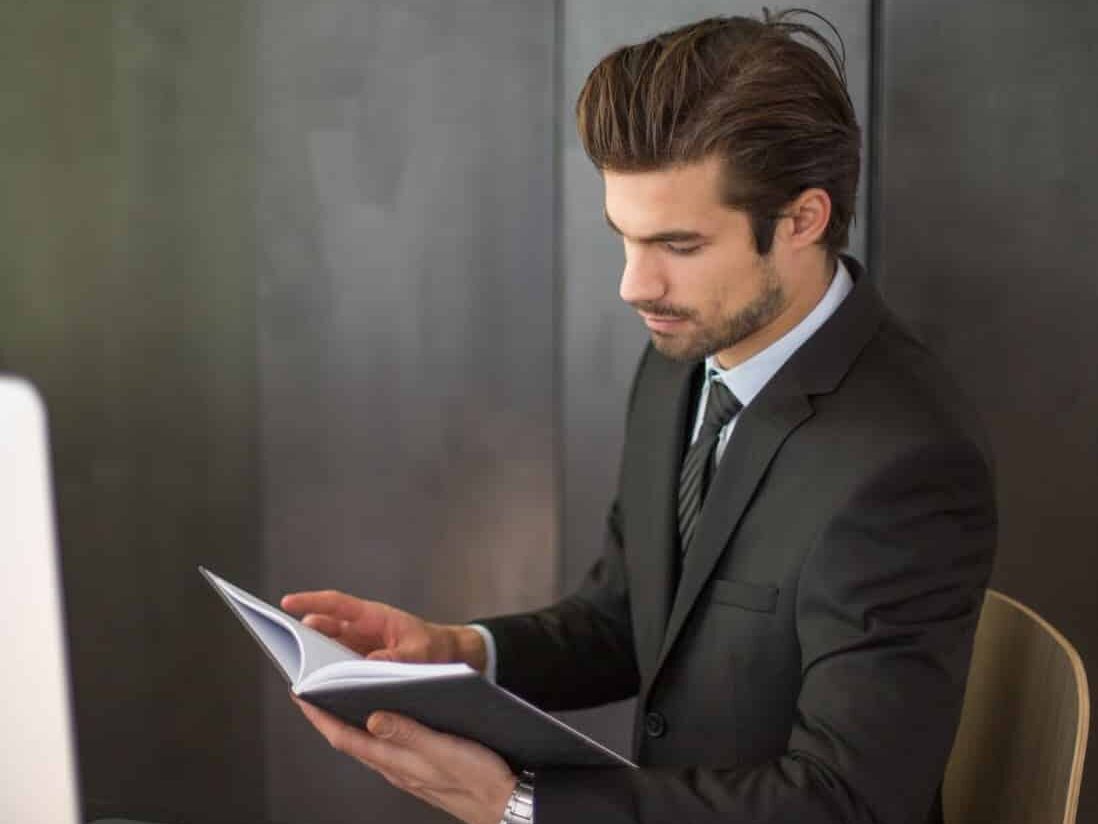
[619, 246, 666, 305]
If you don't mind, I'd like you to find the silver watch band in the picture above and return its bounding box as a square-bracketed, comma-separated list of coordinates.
[499, 770, 535, 824]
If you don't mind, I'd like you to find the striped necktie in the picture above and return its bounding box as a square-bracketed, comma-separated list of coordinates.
[677, 379, 742, 554]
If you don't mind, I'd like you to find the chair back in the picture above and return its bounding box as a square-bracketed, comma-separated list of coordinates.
[944, 589, 1089, 824]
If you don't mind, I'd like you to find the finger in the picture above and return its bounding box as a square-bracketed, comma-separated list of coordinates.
[292, 694, 342, 730]
[282, 592, 399, 652]
[294, 699, 423, 777]
[281, 590, 368, 621]
[368, 712, 449, 755]
[367, 710, 515, 793]
[295, 698, 376, 759]
[304, 616, 387, 657]
[301, 614, 346, 637]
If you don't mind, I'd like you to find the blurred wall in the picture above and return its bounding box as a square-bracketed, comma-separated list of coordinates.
[251, 3, 557, 823]
[4, 1, 1094, 822]
[1, 2, 556, 823]
[0, 3, 265, 822]
[874, 1, 1098, 818]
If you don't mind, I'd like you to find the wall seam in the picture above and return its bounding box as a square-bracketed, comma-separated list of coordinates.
[552, 0, 567, 598]
[866, 0, 884, 278]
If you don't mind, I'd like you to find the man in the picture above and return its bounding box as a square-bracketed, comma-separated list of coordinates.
[284, 11, 997, 824]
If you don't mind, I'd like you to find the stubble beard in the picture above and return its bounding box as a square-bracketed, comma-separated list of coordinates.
[646, 257, 789, 363]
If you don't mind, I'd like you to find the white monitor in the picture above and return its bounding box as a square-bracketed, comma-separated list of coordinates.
[0, 376, 81, 824]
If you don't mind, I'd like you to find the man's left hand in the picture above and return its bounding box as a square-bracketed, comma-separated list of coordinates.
[294, 697, 517, 824]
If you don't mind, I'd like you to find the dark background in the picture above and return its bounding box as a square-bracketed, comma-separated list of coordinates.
[1, 1, 1093, 823]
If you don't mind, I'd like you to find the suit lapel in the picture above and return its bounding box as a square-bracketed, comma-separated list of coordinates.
[653, 372, 812, 678]
[624, 352, 700, 682]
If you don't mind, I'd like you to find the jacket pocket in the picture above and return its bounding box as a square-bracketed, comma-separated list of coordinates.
[710, 578, 779, 613]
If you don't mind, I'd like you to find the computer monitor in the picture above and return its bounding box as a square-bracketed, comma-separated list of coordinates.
[0, 376, 81, 823]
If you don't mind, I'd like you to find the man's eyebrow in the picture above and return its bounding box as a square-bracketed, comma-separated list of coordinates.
[603, 209, 708, 244]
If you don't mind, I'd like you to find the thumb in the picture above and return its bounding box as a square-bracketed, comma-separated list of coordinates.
[368, 712, 417, 745]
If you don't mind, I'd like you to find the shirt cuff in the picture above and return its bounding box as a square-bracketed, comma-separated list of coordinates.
[467, 623, 499, 683]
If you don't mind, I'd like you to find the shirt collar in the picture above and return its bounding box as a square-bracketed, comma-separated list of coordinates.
[705, 258, 854, 407]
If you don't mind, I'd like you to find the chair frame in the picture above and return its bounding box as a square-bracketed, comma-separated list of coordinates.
[946, 589, 1090, 824]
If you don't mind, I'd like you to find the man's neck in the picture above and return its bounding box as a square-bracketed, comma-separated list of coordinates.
[714, 256, 837, 370]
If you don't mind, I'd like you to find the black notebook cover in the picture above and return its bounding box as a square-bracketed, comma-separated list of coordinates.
[302, 674, 630, 769]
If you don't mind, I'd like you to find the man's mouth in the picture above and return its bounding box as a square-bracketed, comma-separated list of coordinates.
[639, 312, 688, 331]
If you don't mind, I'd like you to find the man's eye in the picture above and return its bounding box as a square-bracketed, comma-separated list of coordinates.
[665, 244, 702, 256]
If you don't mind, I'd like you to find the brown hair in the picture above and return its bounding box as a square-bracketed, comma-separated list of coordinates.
[576, 9, 860, 257]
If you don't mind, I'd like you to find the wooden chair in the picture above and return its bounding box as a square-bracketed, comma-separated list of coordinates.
[944, 589, 1090, 824]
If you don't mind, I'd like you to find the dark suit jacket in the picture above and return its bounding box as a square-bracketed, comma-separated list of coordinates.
[477, 257, 997, 824]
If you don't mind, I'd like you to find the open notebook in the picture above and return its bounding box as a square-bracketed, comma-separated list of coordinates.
[202, 567, 633, 769]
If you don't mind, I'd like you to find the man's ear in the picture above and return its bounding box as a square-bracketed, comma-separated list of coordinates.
[781, 188, 832, 250]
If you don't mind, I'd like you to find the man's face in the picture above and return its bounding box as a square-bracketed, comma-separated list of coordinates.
[604, 156, 790, 366]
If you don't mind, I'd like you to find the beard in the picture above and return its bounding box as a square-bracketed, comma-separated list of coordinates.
[635, 256, 789, 363]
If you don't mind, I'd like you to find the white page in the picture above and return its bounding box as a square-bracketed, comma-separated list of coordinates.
[203, 568, 359, 683]
[296, 659, 474, 693]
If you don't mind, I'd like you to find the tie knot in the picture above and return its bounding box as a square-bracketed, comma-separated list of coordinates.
[702, 380, 741, 435]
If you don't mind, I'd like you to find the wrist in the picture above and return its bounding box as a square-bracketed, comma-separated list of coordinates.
[447, 624, 488, 674]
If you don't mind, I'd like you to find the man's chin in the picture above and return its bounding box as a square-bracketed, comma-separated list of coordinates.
[648, 333, 710, 363]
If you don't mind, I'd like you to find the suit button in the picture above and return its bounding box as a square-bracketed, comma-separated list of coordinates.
[644, 711, 667, 738]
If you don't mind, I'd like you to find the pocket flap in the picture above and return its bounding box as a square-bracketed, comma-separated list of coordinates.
[710, 578, 779, 613]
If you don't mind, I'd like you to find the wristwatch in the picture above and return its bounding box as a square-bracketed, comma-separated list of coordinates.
[500, 769, 535, 824]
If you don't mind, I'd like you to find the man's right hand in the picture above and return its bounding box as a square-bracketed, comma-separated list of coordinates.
[280, 590, 487, 673]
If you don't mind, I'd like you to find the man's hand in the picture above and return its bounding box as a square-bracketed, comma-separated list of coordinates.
[294, 698, 516, 824]
[280, 589, 487, 672]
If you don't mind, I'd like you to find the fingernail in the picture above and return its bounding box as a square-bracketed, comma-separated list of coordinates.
[369, 713, 394, 738]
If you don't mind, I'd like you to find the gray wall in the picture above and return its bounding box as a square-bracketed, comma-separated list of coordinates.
[252, 3, 557, 823]
[557, 0, 872, 754]
[875, 1, 1098, 819]
[5, 1, 1095, 822]
[2, 2, 557, 824]
[1, 3, 266, 822]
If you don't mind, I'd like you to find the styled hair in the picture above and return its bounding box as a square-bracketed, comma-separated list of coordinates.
[576, 9, 860, 257]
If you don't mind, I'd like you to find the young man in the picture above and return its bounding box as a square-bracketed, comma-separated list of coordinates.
[285, 12, 997, 824]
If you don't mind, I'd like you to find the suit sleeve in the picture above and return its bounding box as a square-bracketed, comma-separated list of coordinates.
[531, 437, 997, 824]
